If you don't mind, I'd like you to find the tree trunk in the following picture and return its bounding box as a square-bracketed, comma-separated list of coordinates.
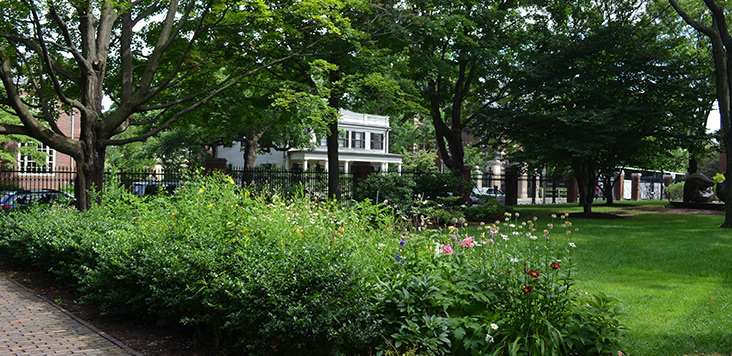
[326, 66, 341, 200]
[601, 174, 615, 205]
[572, 161, 597, 215]
[688, 154, 698, 174]
[723, 140, 732, 228]
[326, 120, 340, 199]
[74, 141, 106, 211]
[242, 131, 264, 185]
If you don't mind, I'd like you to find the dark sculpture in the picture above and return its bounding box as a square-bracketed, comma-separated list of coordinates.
[717, 180, 727, 203]
[683, 172, 716, 203]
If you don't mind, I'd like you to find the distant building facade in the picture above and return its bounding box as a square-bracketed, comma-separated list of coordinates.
[215, 109, 404, 174]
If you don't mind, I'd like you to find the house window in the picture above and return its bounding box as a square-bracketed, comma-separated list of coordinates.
[352, 131, 365, 149]
[18, 143, 55, 174]
[339, 131, 350, 148]
[319, 137, 327, 147]
[371, 133, 384, 150]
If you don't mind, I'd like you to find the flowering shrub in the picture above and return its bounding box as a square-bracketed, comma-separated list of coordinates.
[0, 172, 622, 355]
[376, 213, 624, 355]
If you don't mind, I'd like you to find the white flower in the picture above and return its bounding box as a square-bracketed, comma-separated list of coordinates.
[485, 334, 495, 343]
[529, 235, 537, 240]
[569, 242, 576, 248]
[510, 257, 519, 263]
[490, 323, 499, 331]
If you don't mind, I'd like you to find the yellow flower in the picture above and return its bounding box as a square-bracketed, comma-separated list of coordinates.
[208, 202, 214, 207]
[199, 188, 204, 194]
[232, 238, 238, 243]
[227, 176, 234, 184]
[171, 210, 177, 217]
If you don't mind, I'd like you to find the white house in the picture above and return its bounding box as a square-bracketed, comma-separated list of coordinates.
[215, 109, 404, 173]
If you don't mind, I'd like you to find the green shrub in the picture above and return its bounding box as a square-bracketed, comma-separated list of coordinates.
[0, 172, 623, 356]
[0, 182, 22, 192]
[375, 214, 624, 356]
[465, 197, 504, 222]
[412, 172, 467, 200]
[354, 173, 416, 211]
[666, 182, 683, 200]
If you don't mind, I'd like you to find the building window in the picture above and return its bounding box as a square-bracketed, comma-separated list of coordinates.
[371, 133, 384, 150]
[352, 131, 365, 149]
[319, 137, 327, 147]
[18, 143, 55, 174]
[339, 131, 350, 148]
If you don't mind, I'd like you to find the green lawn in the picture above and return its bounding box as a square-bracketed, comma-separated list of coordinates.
[507, 201, 732, 355]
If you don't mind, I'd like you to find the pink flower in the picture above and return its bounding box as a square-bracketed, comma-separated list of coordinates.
[443, 245, 454, 254]
[460, 237, 474, 247]
[550, 262, 561, 270]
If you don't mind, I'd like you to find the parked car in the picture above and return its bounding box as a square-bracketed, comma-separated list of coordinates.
[131, 180, 180, 197]
[0, 189, 75, 211]
[471, 187, 505, 205]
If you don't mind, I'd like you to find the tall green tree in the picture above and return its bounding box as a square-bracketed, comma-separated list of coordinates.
[394, 0, 528, 194]
[669, 0, 732, 227]
[0, 0, 350, 209]
[477, 2, 706, 214]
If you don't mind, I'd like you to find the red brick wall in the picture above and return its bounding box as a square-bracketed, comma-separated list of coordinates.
[54, 109, 81, 170]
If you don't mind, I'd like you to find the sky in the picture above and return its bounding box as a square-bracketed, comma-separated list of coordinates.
[707, 101, 721, 133]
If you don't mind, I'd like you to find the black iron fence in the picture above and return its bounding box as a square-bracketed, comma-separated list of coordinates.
[227, 167, 355, 198]
[3, 166, 667, 204]
[0, 167, 76, 192]
[0, 167, 357, 198]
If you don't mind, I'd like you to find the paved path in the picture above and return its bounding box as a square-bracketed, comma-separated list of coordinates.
[0, 275, 141, 356]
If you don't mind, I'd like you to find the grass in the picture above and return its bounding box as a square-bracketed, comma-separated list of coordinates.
[502, 200, 732, 355]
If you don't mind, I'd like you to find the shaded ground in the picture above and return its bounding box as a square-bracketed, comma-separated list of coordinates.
[0, 259, 216, 356]
[557, 203, 725, 219]
[621, 205, 725, 216]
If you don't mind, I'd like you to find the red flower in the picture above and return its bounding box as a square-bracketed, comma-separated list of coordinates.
[522, 285, 533, 294]
[527, 269, 539, 278]
[550, 262, 561, 270]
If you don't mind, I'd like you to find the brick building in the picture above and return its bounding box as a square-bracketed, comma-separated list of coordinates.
[0, 109, 80, 190]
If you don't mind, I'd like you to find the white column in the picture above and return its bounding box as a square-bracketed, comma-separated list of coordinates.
[324, 160, 329, 172]
[303, 160, 309, 171]
[344, 161, 349, 173]
[382, 162, 387, 172]
[398, 164, 402, 175]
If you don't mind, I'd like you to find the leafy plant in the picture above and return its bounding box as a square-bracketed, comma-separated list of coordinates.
[354, 173, 416, 212]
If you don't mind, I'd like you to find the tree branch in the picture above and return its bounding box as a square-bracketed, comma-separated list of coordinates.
[668, 0, 716, 38]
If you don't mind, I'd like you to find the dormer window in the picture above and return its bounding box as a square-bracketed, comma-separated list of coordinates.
[352, 131, 365, 149]
[371, 133, 384, 150]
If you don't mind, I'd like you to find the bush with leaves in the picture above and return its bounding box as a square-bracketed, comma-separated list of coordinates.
[354, 173, 416, 211]
[375, 213, 624, 356]
[411, 171, 468, 201]
[0, 172, 623, 356]
[464, 196, 505, 222]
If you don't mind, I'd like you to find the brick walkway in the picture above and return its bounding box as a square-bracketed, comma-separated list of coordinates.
[0, 276, 141, 356]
